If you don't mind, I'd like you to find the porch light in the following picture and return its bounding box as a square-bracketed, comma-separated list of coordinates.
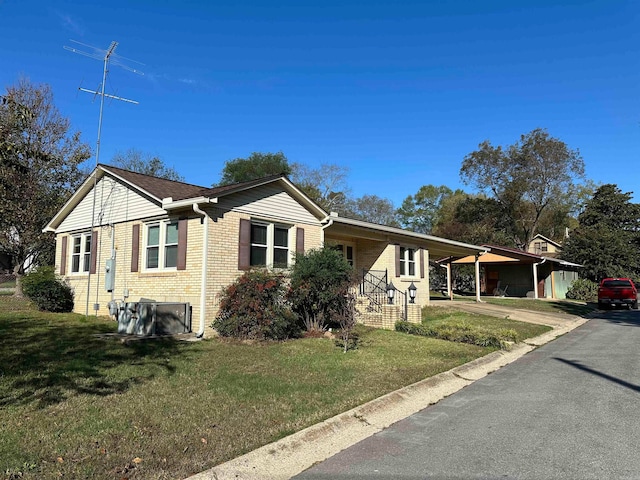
[408, 282, 417, 303]
[386, 282, 395, 304]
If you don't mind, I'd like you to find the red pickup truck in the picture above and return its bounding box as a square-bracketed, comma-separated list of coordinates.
[598, 278, 638, 310]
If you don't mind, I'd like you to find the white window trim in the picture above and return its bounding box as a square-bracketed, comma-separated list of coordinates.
[143, 220, 179, 272]
[250, 220, 293, 269]
[70, 232, 92, 274]
[399, 246, 417, 278]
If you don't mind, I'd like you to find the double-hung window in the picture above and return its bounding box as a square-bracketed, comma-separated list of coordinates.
[399, 247, 416, 277]
[250, 222, 290, 268]
[146, 221, 179, 270]
[71, 232, 92, 273]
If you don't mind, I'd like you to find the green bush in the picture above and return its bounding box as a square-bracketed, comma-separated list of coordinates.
[22, 266, 74, 312]
[565, 278, 598, 302]
[288, 247, 355, 333]
[213, 270, 300, 341]
[395, 320, 517, 349]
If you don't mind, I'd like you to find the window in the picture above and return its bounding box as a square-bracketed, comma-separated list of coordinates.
[71, 232, 92, 273]
[146, 221, 179, 270]
[399, 247, 416, 276]
[250, 222, 290, 268]
[534, 241, 548, 254]
[331, 244, 354, 266]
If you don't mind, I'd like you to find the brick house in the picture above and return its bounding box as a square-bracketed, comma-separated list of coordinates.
[45, 165, 488, 336]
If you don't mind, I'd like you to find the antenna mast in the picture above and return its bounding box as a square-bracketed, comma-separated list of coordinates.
[65, 40, 143, 316]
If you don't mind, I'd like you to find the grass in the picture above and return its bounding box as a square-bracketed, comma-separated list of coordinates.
[481, 297, 595, 317]
[2, 297, 550, 480]
[421, 305, 552, 341]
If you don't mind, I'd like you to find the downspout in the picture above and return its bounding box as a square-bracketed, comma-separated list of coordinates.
[320, 216, 334, 245]
[533, 258, 547, 300]
[193, 203, 209, 338]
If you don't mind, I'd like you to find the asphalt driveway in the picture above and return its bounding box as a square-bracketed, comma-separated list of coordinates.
[294, 307, 640, 479]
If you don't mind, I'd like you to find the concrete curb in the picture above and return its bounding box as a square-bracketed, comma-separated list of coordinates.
[188, 314, 588, 480]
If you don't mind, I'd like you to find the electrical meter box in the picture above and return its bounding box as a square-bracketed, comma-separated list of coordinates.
[105, 258, 115, 292]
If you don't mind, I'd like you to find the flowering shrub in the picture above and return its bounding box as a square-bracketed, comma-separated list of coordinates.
[212, 270, 300, 340]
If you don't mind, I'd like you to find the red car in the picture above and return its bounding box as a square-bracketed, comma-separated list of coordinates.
[598, 278, 638, 310]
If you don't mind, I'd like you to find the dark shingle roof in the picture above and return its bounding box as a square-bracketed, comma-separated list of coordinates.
[100, 164, 208, 201]
[101, 165, 289, 202]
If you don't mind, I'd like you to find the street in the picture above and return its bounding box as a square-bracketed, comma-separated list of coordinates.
[295, 307, 640, 479]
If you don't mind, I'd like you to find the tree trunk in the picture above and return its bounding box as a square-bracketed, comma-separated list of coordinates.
[12, 264, 24, 297]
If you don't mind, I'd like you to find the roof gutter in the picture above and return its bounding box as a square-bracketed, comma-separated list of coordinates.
[192, 202, 210, 338]
[163, 196, 217, 210]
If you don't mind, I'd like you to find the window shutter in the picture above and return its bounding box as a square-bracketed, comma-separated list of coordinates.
[131, 224, 140, 272]
[395, 244, 401, 277]
[238, 219, 251, 270]
[177, 218, 188, 271]
[60, 236, 67, 276]
[296, 227, 305, 254]
[90, 230, 98, 274]
[420, 249, 425, 279]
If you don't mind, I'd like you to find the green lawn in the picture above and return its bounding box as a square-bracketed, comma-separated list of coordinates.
[481, 297, 594, 316]
[1, 297, 549, 480]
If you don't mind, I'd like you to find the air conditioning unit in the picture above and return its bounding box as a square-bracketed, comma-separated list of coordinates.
[112, 300, 192, 336]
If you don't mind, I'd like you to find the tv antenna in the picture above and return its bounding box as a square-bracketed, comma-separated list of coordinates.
[65, 40, 144, 316]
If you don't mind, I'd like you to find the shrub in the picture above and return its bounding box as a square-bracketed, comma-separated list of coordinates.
[566, 278, 598, 302]
[22, 266, 74, 312]
[395, 320, 517, 349]
[288, 247, 355, 334]
[213, 270, 300, 341]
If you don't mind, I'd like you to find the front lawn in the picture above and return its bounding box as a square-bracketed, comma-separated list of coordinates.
[481, 297, 594, 316]
[1, 297, 545, 480]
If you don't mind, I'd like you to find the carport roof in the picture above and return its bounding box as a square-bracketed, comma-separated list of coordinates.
[322, 215, 490, 259]
[443, 244, 582, 267]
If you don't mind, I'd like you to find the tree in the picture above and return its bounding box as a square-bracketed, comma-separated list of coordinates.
[288, 247, 354, 334]
[460, 129, 585, 250]
[561, 184, 640, 281]
[217, 151, 291, 185]
[291, 162, 351, 214]
[397, 185, 458, 234]
[346, 194, 399, 226]
[0, 78, 91, 295]
[110, 148, 184, 181]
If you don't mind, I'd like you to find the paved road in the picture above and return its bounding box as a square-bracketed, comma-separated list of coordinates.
[295, 308, 640, 480]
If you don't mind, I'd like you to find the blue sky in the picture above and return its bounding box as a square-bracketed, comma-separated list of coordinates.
[2, 0, 639, 206]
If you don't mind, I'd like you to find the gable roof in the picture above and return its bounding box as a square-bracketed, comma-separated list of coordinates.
[529, 233, 563, 249]
[44, 164, 327, 232]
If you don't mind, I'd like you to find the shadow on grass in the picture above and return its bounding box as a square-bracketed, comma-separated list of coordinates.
[0, 314, 188, 409]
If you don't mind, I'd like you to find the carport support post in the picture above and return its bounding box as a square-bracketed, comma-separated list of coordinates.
[532, 263, 539, 299]
[475, 254, 481, 303]
[446, 261, 453, 300]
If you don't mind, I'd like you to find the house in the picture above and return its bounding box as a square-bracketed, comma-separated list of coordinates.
[44, 165, 489, 335]
[527, 234, 563, 258]
[441, 244, 581, 299]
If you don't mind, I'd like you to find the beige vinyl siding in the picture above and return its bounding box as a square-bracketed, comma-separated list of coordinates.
[217, 184, 321, 225]
[57, 176, 166, 233]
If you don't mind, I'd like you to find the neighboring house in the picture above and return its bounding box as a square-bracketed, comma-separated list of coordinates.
[443, 244, 581, 299]
[44, 165, 488, 335]
[527, 234, 563, 258]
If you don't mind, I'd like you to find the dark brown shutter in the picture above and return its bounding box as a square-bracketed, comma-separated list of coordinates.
[131, 224, 140, 272]
[420, 249, 425, 279]
[296, 227, 305, 254]
[90, 230, 98, 274]
[177, 218, 188, 271]
[60, 236, 67, 275]
[238, 219, 251, 270]
[395, 244, 401, 277]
